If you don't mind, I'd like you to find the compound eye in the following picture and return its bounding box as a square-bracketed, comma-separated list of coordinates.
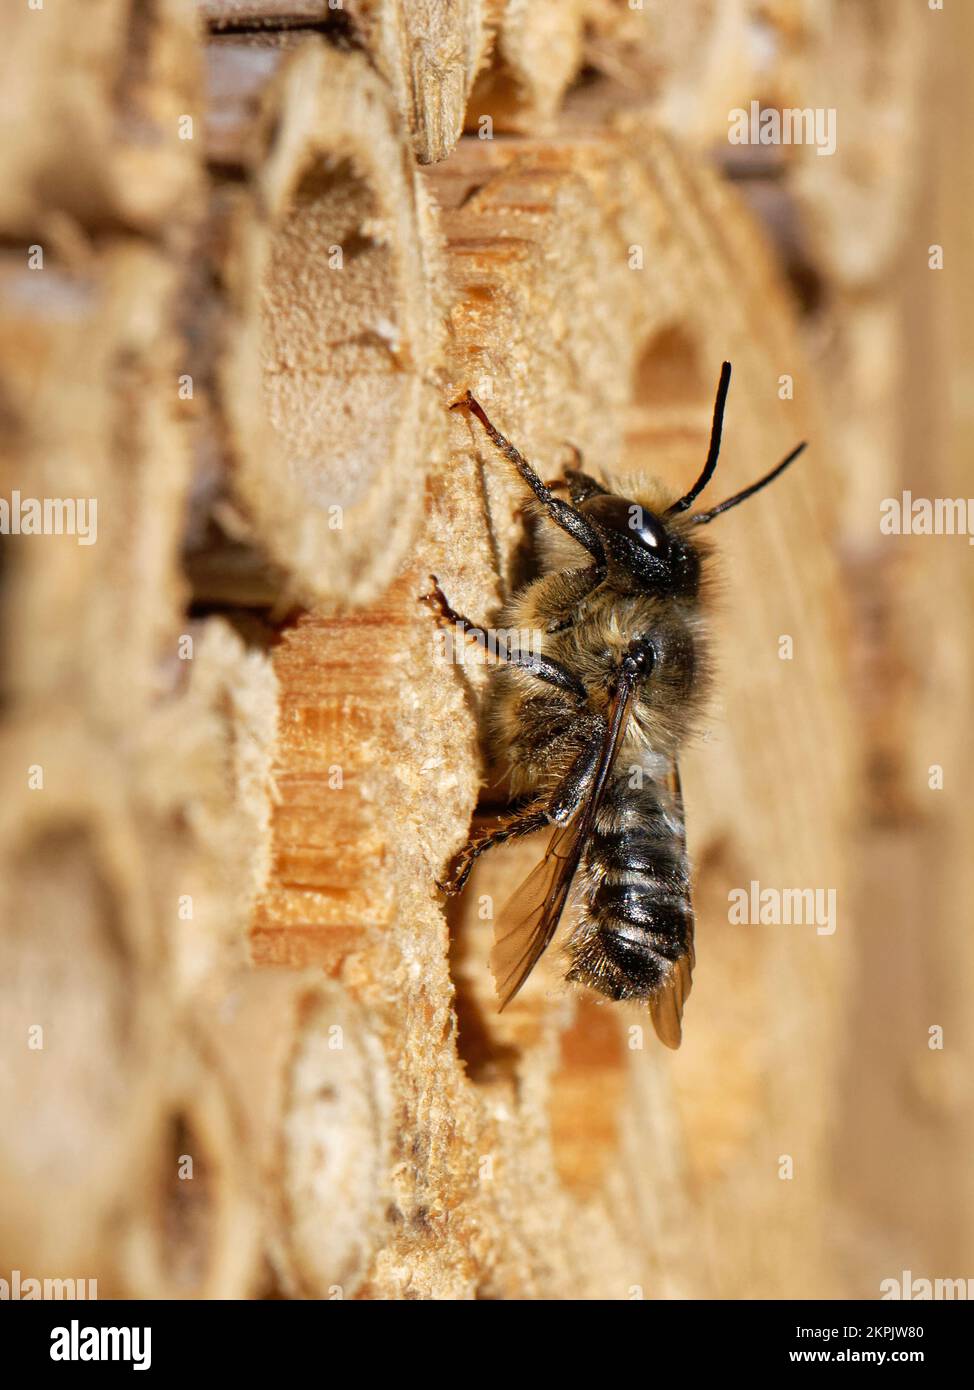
[582, 494, 670, 555]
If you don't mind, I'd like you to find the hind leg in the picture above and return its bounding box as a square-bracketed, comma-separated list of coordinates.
[439, 735, 604, 894]
[438, 801, 550, 895]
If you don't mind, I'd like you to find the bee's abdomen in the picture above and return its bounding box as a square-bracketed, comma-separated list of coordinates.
[570, 788, 692, 998]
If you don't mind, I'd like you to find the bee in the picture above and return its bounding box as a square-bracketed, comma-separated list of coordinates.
[423, 363, 805, 1047]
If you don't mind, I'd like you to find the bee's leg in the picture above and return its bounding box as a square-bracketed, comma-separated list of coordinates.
[438, 800, 550, 895]
[547, 729, 604, 822]
[451, 392, 607, 571]
[439, 734, 604, 894]
[563, 467, 609, 505]
[420, 575, 588, 700]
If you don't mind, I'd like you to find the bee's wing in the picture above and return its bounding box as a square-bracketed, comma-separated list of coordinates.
[490, 820, 584, 1010]
[491, 678, 636, 1010]
[648, 952, 694, 1050]
[647, 759, 696, 1050]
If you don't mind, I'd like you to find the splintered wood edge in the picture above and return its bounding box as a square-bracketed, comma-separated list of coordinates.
[140, 617, 280, 995]
[205, 37, 446, 609]
[467, 0, 587, 133]
[345, 0, 493, 165]
[201, 1, 492, 164]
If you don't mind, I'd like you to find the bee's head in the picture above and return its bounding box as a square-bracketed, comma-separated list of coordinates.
[578, 361, 806, 599]
[578, 493, 703, 599]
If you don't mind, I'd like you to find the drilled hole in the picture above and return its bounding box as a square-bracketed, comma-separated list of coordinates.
[632, 323, 709, 410]
[261, 157, 405, 514]
[625, 325, 716, 495]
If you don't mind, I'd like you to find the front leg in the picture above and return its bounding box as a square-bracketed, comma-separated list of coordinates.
[420, 575, 587, 701]
[451, 392, 607, 572]
[564, 466, 609, 505]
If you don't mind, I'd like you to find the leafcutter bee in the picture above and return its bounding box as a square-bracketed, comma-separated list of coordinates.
[423, 364, 805, 1047]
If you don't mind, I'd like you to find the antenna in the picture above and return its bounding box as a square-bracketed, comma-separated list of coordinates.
[691, 441, 807, 525]
[666, 361, 732, 516]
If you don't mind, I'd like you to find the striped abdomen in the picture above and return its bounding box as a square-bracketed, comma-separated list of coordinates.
[566, 771, 693, 1002]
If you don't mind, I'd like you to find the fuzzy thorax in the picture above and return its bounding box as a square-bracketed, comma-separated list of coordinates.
[488, 472, 716, 799]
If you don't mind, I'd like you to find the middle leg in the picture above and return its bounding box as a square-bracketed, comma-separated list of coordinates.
[420, 575, 588, 701]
